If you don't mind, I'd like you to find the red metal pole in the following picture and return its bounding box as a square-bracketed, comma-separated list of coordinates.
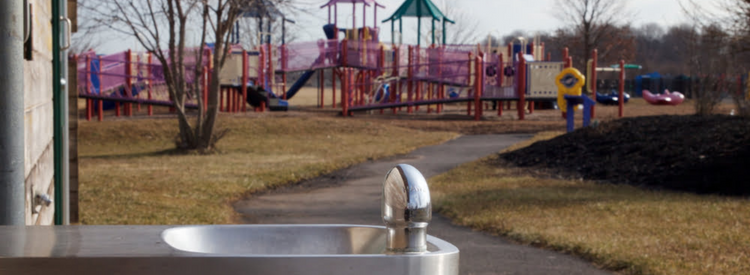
[407, 45, 414, 114]
[619, 60, 625, 118]
[529, 42, 534, 58]
[392, 46, 399, 114]
[467, 52, 473, 116]
[436, 84, 442, 114]
[359, 71, 364, 106]
[414, 46, 420, 112]
[115, 54, 122, 117]
[563, 47, 569, 67]
[204, 66, 209, 112]
[332, 69, 337, 108]
[147, 53, 153, 116]
[427, 83, 432, 114]
[591, 49, 598, 119]
[234, 86, 239, 113]
[136, 54, 142, 112]
[517, 54, 526, 120]
[498, 53, 504, 117]
[229, 87, 234, 113]
[242, 50, 248, 112]
[85, 55, 92, 121]
[259, 47, 265, 91]
[282, 46, 288, 100]
[220, 87, 225, 112]
[437, 45, 444, 113]
[474, 55, 482, 121]
[320, 69, 325, 108]
[342, 69, 349, 117]
[126, 50, 132, 116]
[341, 40, 349, 116]
[97, 55, 104, 121]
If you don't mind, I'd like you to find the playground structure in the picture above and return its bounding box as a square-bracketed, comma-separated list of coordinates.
[643, 89, 685, 106]
[73, 0, 600, 122]
[586, 50, 628, 118]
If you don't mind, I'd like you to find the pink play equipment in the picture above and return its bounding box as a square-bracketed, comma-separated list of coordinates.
[643, 89, 685, 106]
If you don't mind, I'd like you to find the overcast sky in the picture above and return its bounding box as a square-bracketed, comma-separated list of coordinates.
[97, 0, 716, 54]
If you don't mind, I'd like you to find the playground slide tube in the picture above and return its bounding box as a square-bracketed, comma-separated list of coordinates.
[282, 70, 316, 100]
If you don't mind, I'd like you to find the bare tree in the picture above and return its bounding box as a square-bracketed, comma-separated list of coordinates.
[421, 0, 480, 46]
[238, 17, 300, 49]
[684, 25, 734, 115]
[82, 0, 255, 151]
[553, 0, 632, 75]
[70, 0, 105, 54]
[682, 0, 750, 115]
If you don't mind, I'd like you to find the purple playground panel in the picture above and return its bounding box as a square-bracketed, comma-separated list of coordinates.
[279, 39, 341, 72]
[346, 43, 529, 113]
[75, 47, 212, 110]
[344, 40, 383, 70]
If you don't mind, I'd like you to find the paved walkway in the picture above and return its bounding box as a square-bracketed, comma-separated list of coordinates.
[234, 135, 611, 275]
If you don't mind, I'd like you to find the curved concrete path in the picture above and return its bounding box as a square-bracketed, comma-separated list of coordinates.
[235, 135, 611, 275]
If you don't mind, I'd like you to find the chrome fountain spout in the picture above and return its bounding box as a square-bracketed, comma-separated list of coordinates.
[382, 164, 431, 253]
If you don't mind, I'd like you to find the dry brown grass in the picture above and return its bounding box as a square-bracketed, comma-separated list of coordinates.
[350, 98, 736, 135]
[79, 114, 456, 225]
[429, 132, 750, 275]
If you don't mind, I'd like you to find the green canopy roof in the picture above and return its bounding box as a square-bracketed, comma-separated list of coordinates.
[382, 0, 454, 23]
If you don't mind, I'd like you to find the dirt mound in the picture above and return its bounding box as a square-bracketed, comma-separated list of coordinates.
[501, 115, 750, 196]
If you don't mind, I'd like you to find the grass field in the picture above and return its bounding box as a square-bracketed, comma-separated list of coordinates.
[78, 115, 456, 224]
[429, 133, 750, 275]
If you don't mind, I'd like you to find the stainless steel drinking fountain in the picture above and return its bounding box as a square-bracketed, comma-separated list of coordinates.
[0, 165, 459, 275]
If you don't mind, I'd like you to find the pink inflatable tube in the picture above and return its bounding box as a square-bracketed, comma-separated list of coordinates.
[643, 89, 685, 106]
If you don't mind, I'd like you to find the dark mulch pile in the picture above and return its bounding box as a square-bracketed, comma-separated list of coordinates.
[501, 115, 750, 196]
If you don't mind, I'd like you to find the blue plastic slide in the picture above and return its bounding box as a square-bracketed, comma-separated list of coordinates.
[274, 25, 336, 100]
[281, 69, 316, 99]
